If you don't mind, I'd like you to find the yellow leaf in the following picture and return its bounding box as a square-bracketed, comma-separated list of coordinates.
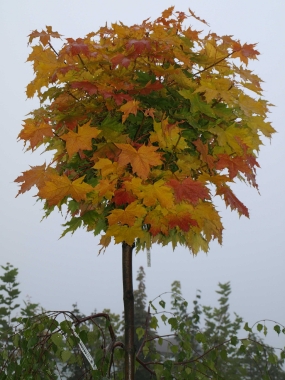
[192, 203, 223, 244]
[247, 116, 276, 138]
[106, 224, 146, 246]
[38, 174, 94, 206]
[125, 178, 174, 208]
[150, 119, 188, 151]
[93, 158, 123, 178]
[209, 124, 257, 154]
[107, 202, 147, 227]
[185, 231, 209, 254]
[238, 94, 268, 117]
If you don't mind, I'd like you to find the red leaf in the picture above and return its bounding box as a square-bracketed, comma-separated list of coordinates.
[166, 212, 198, 232]
[65, 38, 90, 56]
[216, 154, 251, 179]
[112, 188, 137, 206]
[111, 54, 131, 69]
[216, 185, 249, 217]
[167, 177, 210, 205]
[126, 39, 151, 55]
[112, 92, 132, 105]
[70, 81, 98, 95]
[137, 80, 163, 95]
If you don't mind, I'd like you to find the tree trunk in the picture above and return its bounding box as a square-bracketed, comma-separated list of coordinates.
[122, 242, 135, 380]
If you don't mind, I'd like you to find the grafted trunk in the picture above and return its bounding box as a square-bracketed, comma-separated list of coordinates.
[122, 242, 135, 380]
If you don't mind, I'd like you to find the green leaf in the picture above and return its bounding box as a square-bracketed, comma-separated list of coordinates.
[27, 336, 37, 348]
[159, 299, 166, 309]
[168, 317, 178, 330]
[99, 114, 125, 141]
[163, 360, 173, 370]
[13, 334, 20, 347]
[242, 339, 250, 347]
[61, 350, 72, 362]
[268, 353, 278, 364]
[274, 324, 281, 335]
[257, 323, 263, 332]
[51, 332, 63, 347]
[149, 316, 158, 330]
[49, 319, 59, 331]
[220, 349, 227, 360]
[79, 329, 88, 343]
[243, 322, 252, 332]
[161, 314, 167, 324]
[60, 320, 72, 334]
[136, 327, 145, 340]
[94, 217, 107, 235]
[185, 367, 192, 375]
[195, 332, 206, 343]
[61, 217, 82, 237]
[179, 92, 216, 118]
[68, 200, 80, 214]
[170, 344, 178, 354]
[149, 301, 157, 312]
[230, 335, 239, 346]
[143, 344, 149, 357]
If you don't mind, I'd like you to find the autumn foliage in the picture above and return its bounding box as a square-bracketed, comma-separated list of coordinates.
[16, 7, 275, 254]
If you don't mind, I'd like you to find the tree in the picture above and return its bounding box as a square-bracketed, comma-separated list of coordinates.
[1, 263, 285, 379]
[15, 6, 275, 379]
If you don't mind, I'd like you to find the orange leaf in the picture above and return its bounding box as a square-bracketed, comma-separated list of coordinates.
[162, 6, 175, 18]
[193, 140, 215, 171]
[116, 144, 162, 179]
[232, 42, 259, 65]
[28, 26, 62, 46]
[18, 119, 53, 149]
[95, 179, 117, 200]
[15, 164, 48, 196]
[38, 174, 94, 206]
[144, 209, 169, 236]
[61, 121, 100, 157]
[119, 100, 140, 123]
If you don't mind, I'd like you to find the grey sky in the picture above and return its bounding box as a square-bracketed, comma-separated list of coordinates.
[0, 0, 284, 348]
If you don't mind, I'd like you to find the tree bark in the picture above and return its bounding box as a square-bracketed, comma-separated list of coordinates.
[122, 242, 135, 380]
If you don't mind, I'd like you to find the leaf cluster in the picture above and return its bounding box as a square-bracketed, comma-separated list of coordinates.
[15, 6, 275, 254]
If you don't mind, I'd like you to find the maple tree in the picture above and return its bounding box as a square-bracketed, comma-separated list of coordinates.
[15, 6, 274, 379]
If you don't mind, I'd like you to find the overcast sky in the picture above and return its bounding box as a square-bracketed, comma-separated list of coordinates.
[0, 0, 284, 348]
